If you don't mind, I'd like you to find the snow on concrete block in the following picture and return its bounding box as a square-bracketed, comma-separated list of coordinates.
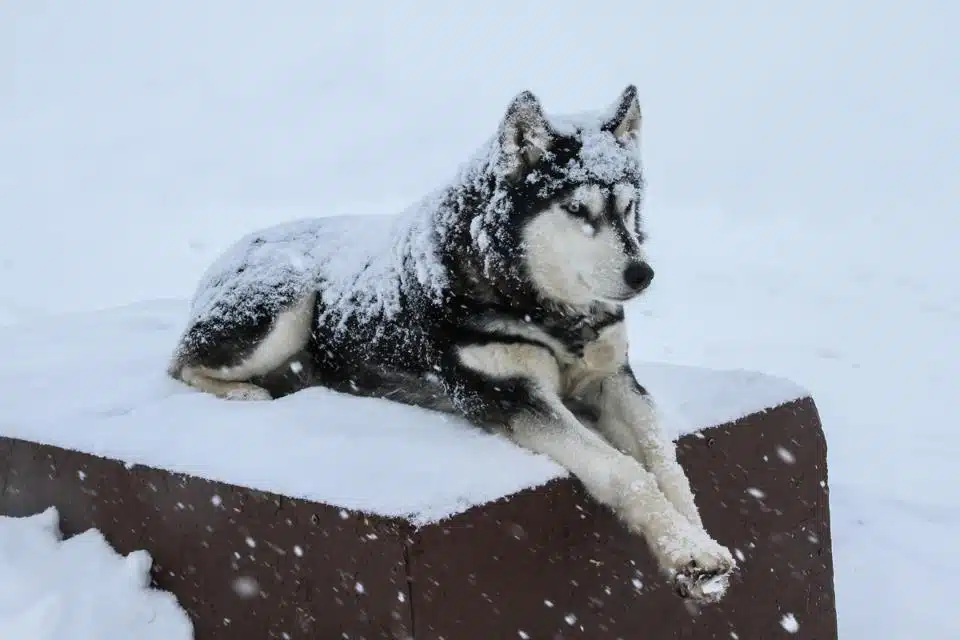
[0, 302, 838, 638]
[0, 301, 813, 525]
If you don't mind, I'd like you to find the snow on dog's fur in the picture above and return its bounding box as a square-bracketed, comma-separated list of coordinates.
[168, 85, 736, 602]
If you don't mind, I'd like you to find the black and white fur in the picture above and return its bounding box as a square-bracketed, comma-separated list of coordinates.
[168, 85, 735, 602]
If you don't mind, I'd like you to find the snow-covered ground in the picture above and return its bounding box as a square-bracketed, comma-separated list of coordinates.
[1, 1, 956, 638]
[0, 508, 192, 638]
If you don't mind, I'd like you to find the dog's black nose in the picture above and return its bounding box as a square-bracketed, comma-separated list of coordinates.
[623, 261, 654, 291]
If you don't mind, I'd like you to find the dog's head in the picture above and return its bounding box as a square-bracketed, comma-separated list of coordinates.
[495, 85, 651, 307]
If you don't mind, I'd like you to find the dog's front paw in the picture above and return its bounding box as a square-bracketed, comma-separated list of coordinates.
[223, 384, 272, 401]
[664, 534, 736, 604]
[673, 555, 734, 603]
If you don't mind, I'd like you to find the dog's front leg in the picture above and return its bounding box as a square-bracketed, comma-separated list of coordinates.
[591, 366, 707, 530]
[509, 389, 734, 601]
[452, 341, 733, 601]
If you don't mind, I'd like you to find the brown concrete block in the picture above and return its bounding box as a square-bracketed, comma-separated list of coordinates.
[0, 395, 836, 639]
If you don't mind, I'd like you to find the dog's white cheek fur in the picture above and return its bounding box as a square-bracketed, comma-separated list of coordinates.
[522, 209, 592, 304]
[522, 209, 632, 305]
[580, 226, 636, 297]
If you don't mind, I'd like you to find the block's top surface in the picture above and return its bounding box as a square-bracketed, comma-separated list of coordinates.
[0, 301, 806, 525]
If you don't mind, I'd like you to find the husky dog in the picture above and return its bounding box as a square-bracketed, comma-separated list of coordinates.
[168, 85, 735, 602]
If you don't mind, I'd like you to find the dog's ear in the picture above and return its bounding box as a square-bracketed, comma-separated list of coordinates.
[498, 90, 553, 179]
[603, 84, 641, 144]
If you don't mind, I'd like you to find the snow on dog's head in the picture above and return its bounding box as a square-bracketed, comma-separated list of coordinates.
[469, 85, 652, 307]
[303, 85, 653, 327]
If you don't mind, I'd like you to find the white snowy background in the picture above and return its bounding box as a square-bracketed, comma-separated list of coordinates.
[0, 1, 956, 638]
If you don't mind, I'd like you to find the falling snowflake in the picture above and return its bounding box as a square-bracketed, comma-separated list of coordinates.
[780, 613, 799, 633]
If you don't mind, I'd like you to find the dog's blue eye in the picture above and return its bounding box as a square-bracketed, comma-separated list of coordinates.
[566, 202, 586, 217]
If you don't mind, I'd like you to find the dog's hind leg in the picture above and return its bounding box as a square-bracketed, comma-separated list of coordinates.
[169, 293, 316, 401]
[177, 367, 273, 401]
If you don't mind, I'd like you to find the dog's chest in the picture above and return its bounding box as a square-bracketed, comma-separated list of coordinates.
[533, 312, 629, 389]
[537, 310, 621, 355]
[543, 318, 602, 358]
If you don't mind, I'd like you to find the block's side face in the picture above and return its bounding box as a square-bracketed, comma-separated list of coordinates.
[0, 437, 415, 640]
[678, 396, 838, 639]
[2, 439, 143, 543]
[130, 465, 415, 639]
[407, 397, 838, 639]
[408, 478, 665, 639]
[0, 438, 13, 501]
